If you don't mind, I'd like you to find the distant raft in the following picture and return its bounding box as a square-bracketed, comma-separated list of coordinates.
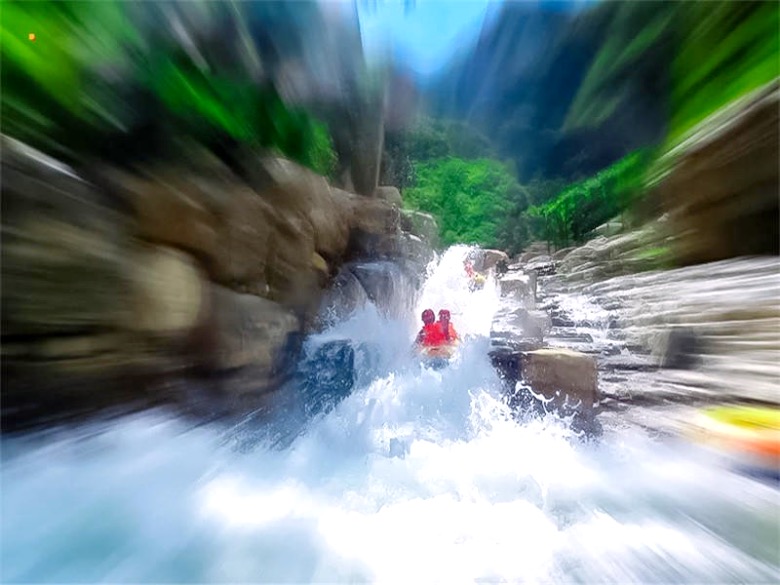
[684, 405, 780, 478]
[468, 273, 486, 291]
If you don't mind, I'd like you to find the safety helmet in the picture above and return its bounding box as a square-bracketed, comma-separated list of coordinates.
[421, 309, 435, 324]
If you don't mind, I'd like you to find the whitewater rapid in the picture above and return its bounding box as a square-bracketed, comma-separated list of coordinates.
[2, 246, 778, 583]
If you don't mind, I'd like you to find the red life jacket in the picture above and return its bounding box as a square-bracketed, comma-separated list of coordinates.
[438, 322, 459, 342]
[420, 323, 446, 346]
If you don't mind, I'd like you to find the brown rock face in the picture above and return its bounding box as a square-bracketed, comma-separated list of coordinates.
[401, 210, 439, 247]
[1, 132, 417, 430]
[124, 245, 208, 336]
[250, 157, 351, 262]
[520, 349, 598, 414]
[658, 82, 779, 265]
[374, 186, 403, 207]
[103, 154, 409, 317]
[478, 249, 509, 272]
[106, 156, 341, 309]
[349, 196, 401, 236]
[207, 285, 299, 375]
[498, 273, 536, 308]
[1, 137, 132, 336]
[212, 187, 276, 293]
[102, 168, 223, 264]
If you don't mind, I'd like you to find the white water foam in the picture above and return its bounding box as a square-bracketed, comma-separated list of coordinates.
[2, 246, 778, 583]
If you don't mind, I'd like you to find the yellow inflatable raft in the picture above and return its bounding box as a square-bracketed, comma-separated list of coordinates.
[685, 405, 780, 474]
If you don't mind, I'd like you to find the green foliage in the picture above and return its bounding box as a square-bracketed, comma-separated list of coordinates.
[401, 117, 494, 163]
[382, 116, 495, 191]
[151, 57, 336, 174]
[405, 121, 452, 161]
[631, 245, 673, 271]
[670, 1, 780, 142]
[528, 149, 655, 247]
[403, 157, 523, 248]
[566, 1, 779, 144]
[495, 182, 532, 256]
[1, 1, 142, 156]
[1, 0, 336, 174]
[525, 178, 569, 207]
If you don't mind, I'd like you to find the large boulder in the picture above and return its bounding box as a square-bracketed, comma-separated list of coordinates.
[552, 247, 575, 261]
[348, 261, 416, 318]
[517, 242, 550, 264]
[104, 154, 356, 315]
[1, 137, 132, 336]
[398, 233, 434, 268]
[344, 230, 434, 268]
[349, 196, 400, 236]
[498, 273, 536, 308]
[207, 285, 300, 376]
[374, 186, 403, 207]
[211, 186, 276, 292]
[97, 164, 225, 265]
[520, 348, 599, 415]
[491, 308, 551, 344]
[315, 268, 370, 329]
[347, 231, 401, 260]
[336, 190, 402, 260]
[124, 245, 208, 336]
[400, 210, 439, 247]
[656, 81, 779, 265]
[248, 157, 351, 262]
[476, 249, 509, 272]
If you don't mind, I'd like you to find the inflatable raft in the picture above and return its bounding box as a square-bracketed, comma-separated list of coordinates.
[468, 273, 486, 292]
[685, 405, 780, 478]
[418, 344, 458, 369]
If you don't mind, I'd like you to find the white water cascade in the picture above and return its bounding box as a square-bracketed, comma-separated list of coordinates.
[2, 246, 778, 583]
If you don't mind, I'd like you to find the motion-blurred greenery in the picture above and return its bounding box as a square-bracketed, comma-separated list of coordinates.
[1, 1, 336, 174]
[670, 1, 779, 143]
[565, 1, 779, 145]
[527, 150, 656, 248]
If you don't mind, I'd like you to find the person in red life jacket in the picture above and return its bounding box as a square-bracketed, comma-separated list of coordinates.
[415, 308, 445, 347]
[437, 309, 459, 344]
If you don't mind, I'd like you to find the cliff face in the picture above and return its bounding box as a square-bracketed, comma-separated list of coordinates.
[1, 136, 428, 431]
[654, 81, 779, 266]
[424, 2, 668, 182]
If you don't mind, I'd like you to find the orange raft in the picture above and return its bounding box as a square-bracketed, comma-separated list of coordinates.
[419, 344, 457, 360]
[418, 343, 459, 369]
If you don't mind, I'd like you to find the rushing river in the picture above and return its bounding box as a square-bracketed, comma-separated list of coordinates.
[2, 247, 778, 583]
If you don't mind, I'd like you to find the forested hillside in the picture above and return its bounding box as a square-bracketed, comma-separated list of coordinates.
[394, 0, 779, 255]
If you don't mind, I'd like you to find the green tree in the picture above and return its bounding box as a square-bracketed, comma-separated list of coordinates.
[670, 1, 779, 142]
[403, 157, 527, 249]
[528, 149, 654, 247]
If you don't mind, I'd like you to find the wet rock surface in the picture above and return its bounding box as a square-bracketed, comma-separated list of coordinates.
[1, 136, 434, 432]
[489, 266, 601, 432]
[298, 339, 357, 418]
[491, 242, 780, 436]
[400, 210, 439, 248]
